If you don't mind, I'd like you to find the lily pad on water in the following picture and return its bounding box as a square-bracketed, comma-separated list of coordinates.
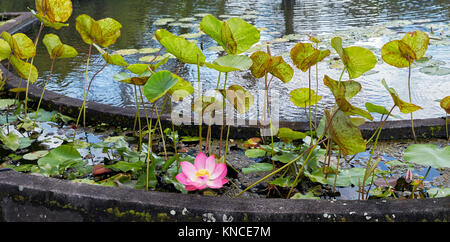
[38, 144, 83, 177]
[23, 150, 50, 161]
[419, 66, 450, 76]
[138, 47, 160, 54]
[242, 162, 273, 174]
[276, 127, 306, 144]
[404, 144, 450, 168]
[112, 49, 138, 56]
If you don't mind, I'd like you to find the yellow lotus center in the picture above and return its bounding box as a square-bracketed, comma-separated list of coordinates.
[196, 169, 210, 178]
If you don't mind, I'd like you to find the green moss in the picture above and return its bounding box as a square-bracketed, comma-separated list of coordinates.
[105, 207, 151, 221]
[157, 212, 171, 222]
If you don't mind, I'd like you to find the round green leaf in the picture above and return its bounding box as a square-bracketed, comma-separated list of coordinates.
[37, 144, 82, 176]
[42, 34, 77, 59]
[11, 33, 36, 59]
[277, 127, 306, 143]
[289, 88, 322, 108]
[0, 38, 11, 61]
[10, 55, 38, 83]
[143, 70, 178, 103]
[206, 54, 252, 72]
[401, 31, 429, 60]
[404, 144, 450, 168]
[155, 29, 205, 65]
[381, 40, 410, 68]
[440, 96, 450, 114]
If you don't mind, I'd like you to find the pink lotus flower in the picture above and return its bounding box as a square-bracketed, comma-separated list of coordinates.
[176, 153, 228, 191]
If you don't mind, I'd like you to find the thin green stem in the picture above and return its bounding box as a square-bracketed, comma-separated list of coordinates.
[411, 166, 431, 199]
[197, 54, 202, 152]
[408, 60, 417, 142]
[33, 56, 56, 128]
[134, 85, 142, 151]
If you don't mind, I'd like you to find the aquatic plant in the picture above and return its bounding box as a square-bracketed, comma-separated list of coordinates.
[381, 31, 429, 142]
[176, 152, 228, 191]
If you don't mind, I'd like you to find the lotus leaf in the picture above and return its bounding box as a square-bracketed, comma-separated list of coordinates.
[143, 70, 178, 103]
[42, 34, 77, 59]
[325, 109, 366, 156]
[323, 75, 373, 120]
[289, 88, 322, 108]
[200, 14, 260, 55]
[290, 42, 330, 72]
[250, 51, 294, 83]
[206, 54, 252, 72]
[35, 0, 72, 23]
[76, 14, 122, 47]
[381, 79, 422, 114]
[331, 37, 377, 79]
[10, 55, 38, 83]
[219, 85, 254, 114]
[440, 96, 450, 114]
[277, 127, 306, 144]
[404, 144, 450, 168]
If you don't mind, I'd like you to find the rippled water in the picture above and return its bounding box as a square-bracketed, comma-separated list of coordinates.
[2, 0, 450, 122]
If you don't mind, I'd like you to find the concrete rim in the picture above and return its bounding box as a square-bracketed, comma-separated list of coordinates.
[0, 170, 448, 222]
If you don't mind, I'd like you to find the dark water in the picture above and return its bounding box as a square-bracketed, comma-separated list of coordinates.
[1, 0, 449, 122]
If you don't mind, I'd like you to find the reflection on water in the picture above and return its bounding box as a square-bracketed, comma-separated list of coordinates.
[2, 0, 450, 121]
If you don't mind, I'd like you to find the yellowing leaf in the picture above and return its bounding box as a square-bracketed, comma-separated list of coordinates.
[42, 34, 77, 59]
[35, 0, 72, 23]
[10, 55, 38, 83]
[75, 14, 122, 47]
[381, 79, 422, 114]
[439, 96, 450, 114]
[289, 88, 322, 107]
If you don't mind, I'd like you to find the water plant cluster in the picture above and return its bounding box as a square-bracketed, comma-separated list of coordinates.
[0, 0, 449, 200]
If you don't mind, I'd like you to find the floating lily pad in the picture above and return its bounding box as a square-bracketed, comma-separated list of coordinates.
[419, 66, 450, 76]
[112, 49, 138, 56]
[404, 144, 450, 168]
[179, 17, 197, 22]
[138, 47, 160, 54]
[242, 162, 273, 174]
[23, 150, 50, 161]
[277, 127, 306, 144]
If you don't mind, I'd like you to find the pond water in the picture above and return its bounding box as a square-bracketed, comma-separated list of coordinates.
[2, 0, 450, 122]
